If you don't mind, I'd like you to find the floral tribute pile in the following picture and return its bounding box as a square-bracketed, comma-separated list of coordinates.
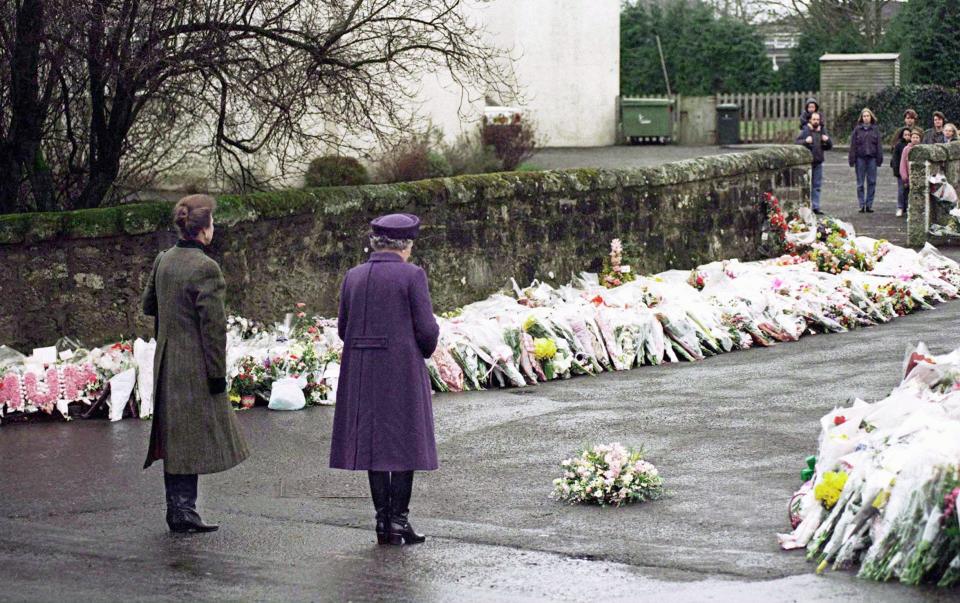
[552, 443, 664, 507]
[779, 343, 960, 587]
[3, 195, 960, 423]
[0, 341, 137, 421]
[224, 308, 342, 408]
[426, 200, 960, 391]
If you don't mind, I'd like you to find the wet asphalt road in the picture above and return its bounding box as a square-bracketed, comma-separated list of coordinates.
[3, 146, 958, 602]
[4, 301, 960, 601]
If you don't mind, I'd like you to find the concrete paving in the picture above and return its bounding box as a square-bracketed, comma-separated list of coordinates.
[3, 145, 957, 601]
[3, 299, 960, 601]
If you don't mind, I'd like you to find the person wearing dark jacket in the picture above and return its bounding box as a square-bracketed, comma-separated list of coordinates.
[848, 108, 883, 213]
[142, 194, 250, 533]
[922, 111, 946, 144]
[330, 213, 440, 546]
[799, 97, 819, 130]
[891, 127, 912, 216]
[796, 112, 832, 214]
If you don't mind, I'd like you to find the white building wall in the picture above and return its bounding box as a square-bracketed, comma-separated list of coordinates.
[418, 0, 620, 147]
[231, 0, 619, 187]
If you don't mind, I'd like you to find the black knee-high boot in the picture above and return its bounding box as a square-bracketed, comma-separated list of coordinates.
[164, 472, 218, 533]
[388, 471, 425, 545]
[368, 471, 391, 545]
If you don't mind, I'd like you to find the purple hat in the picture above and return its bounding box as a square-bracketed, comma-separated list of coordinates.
[370, 213, 420, 239]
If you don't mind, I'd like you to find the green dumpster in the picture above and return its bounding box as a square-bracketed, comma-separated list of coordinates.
[716, 103, 740, 145]
[620, 98, 674, 143]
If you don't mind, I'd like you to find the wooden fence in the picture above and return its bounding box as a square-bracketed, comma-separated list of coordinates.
[715, 90, 860, 143]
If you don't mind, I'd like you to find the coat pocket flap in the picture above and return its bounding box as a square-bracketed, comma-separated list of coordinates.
[351, 336, 388, 349]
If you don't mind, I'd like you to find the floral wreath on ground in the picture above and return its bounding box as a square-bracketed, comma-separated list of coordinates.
[552, 443, 664, 507]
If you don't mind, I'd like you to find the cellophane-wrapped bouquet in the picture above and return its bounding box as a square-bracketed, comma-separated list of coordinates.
[779, 342, 960, 587]
[7, 201, 960, 421]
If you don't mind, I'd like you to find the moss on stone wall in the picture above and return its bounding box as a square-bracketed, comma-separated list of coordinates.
[0, 146, 810, 246]
[0, 146, 810, 349]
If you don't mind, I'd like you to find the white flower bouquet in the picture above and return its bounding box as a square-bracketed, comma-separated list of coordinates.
[779, 342, 960, 587]
[552, 443, 664, 507]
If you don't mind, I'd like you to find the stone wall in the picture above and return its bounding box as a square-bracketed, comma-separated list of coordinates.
[906, 141, 960, 246]
[0, 147, 810, 350]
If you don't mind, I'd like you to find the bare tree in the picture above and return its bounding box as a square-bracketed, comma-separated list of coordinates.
[0, 0, 513, 212]
[753, 0, 891, 46]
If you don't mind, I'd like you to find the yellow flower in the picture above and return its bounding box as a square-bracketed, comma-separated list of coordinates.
[228, 392, 241, 403]
[814, 470, 848, 510]
[533, 338, 557, 360]
[523, 316, 536, 332]
[871, 490, 889, 510]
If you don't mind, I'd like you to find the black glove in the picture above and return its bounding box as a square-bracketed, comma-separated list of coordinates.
[208, 377, 227, 395]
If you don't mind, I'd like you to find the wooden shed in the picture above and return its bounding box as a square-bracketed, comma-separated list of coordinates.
[819, 53, 900, 96]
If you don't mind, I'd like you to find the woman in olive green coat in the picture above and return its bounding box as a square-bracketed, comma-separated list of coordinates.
[142, 194, 249, 533]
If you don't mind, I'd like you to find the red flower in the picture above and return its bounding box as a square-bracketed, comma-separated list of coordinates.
[307, 326, 318, 334]
[834, 415, 846, 426]
[591, 295, 604, 305]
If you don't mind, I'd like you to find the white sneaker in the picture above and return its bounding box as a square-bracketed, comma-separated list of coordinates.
[896, 209, 903, 217]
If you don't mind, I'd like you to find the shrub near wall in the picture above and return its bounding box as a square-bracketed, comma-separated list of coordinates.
[834, 86, 960, 142]
[0, 147, 811, 350]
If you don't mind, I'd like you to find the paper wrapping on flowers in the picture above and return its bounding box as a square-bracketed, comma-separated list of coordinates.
[778, 342, 960, 587]
[108, 368, 137, 422]
[133, 338, 156, 418]
[6, 207, 960, 423]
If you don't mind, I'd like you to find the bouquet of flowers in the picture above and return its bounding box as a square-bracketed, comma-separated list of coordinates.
[600, 239, 636, 289]
[779, 342, 960, 587]
[229, 355, 265, 408]
[552, 443, 664, 507]
[88, 341, 135, 380]
[227, 315, 266, 340]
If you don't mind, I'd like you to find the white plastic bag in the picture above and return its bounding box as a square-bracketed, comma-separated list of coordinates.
[108, 368, 137, 422]
[133, 338, 156, 418]
[268, 376, 307, 411]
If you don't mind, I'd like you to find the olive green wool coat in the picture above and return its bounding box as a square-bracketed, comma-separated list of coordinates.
[141, 243, 249, 475]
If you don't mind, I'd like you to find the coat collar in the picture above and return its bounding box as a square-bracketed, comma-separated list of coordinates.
[176, 239, 206, 250]
[368, 251, 405, 263]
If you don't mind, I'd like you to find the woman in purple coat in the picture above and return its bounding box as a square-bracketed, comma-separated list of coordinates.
[330, 213, 440, 546]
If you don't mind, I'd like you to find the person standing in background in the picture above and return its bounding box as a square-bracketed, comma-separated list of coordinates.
[796, 112, 832, 215]
[903, 109, 918, 133]
[899, 128, 924, 218]
[891, 127, 912, 217]
[923, 111, 946, 144]
[848, 108, 883, 214]
[799, 98, 819, 130]
[943, 123, 958, 142]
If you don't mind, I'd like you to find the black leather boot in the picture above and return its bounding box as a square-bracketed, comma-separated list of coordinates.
[368, 471, 391, 545]
[388, 471, 425, 545]
[164, 472, 219, 533]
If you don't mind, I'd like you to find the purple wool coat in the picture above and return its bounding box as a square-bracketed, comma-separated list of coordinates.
[329, 252, 440, 471]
